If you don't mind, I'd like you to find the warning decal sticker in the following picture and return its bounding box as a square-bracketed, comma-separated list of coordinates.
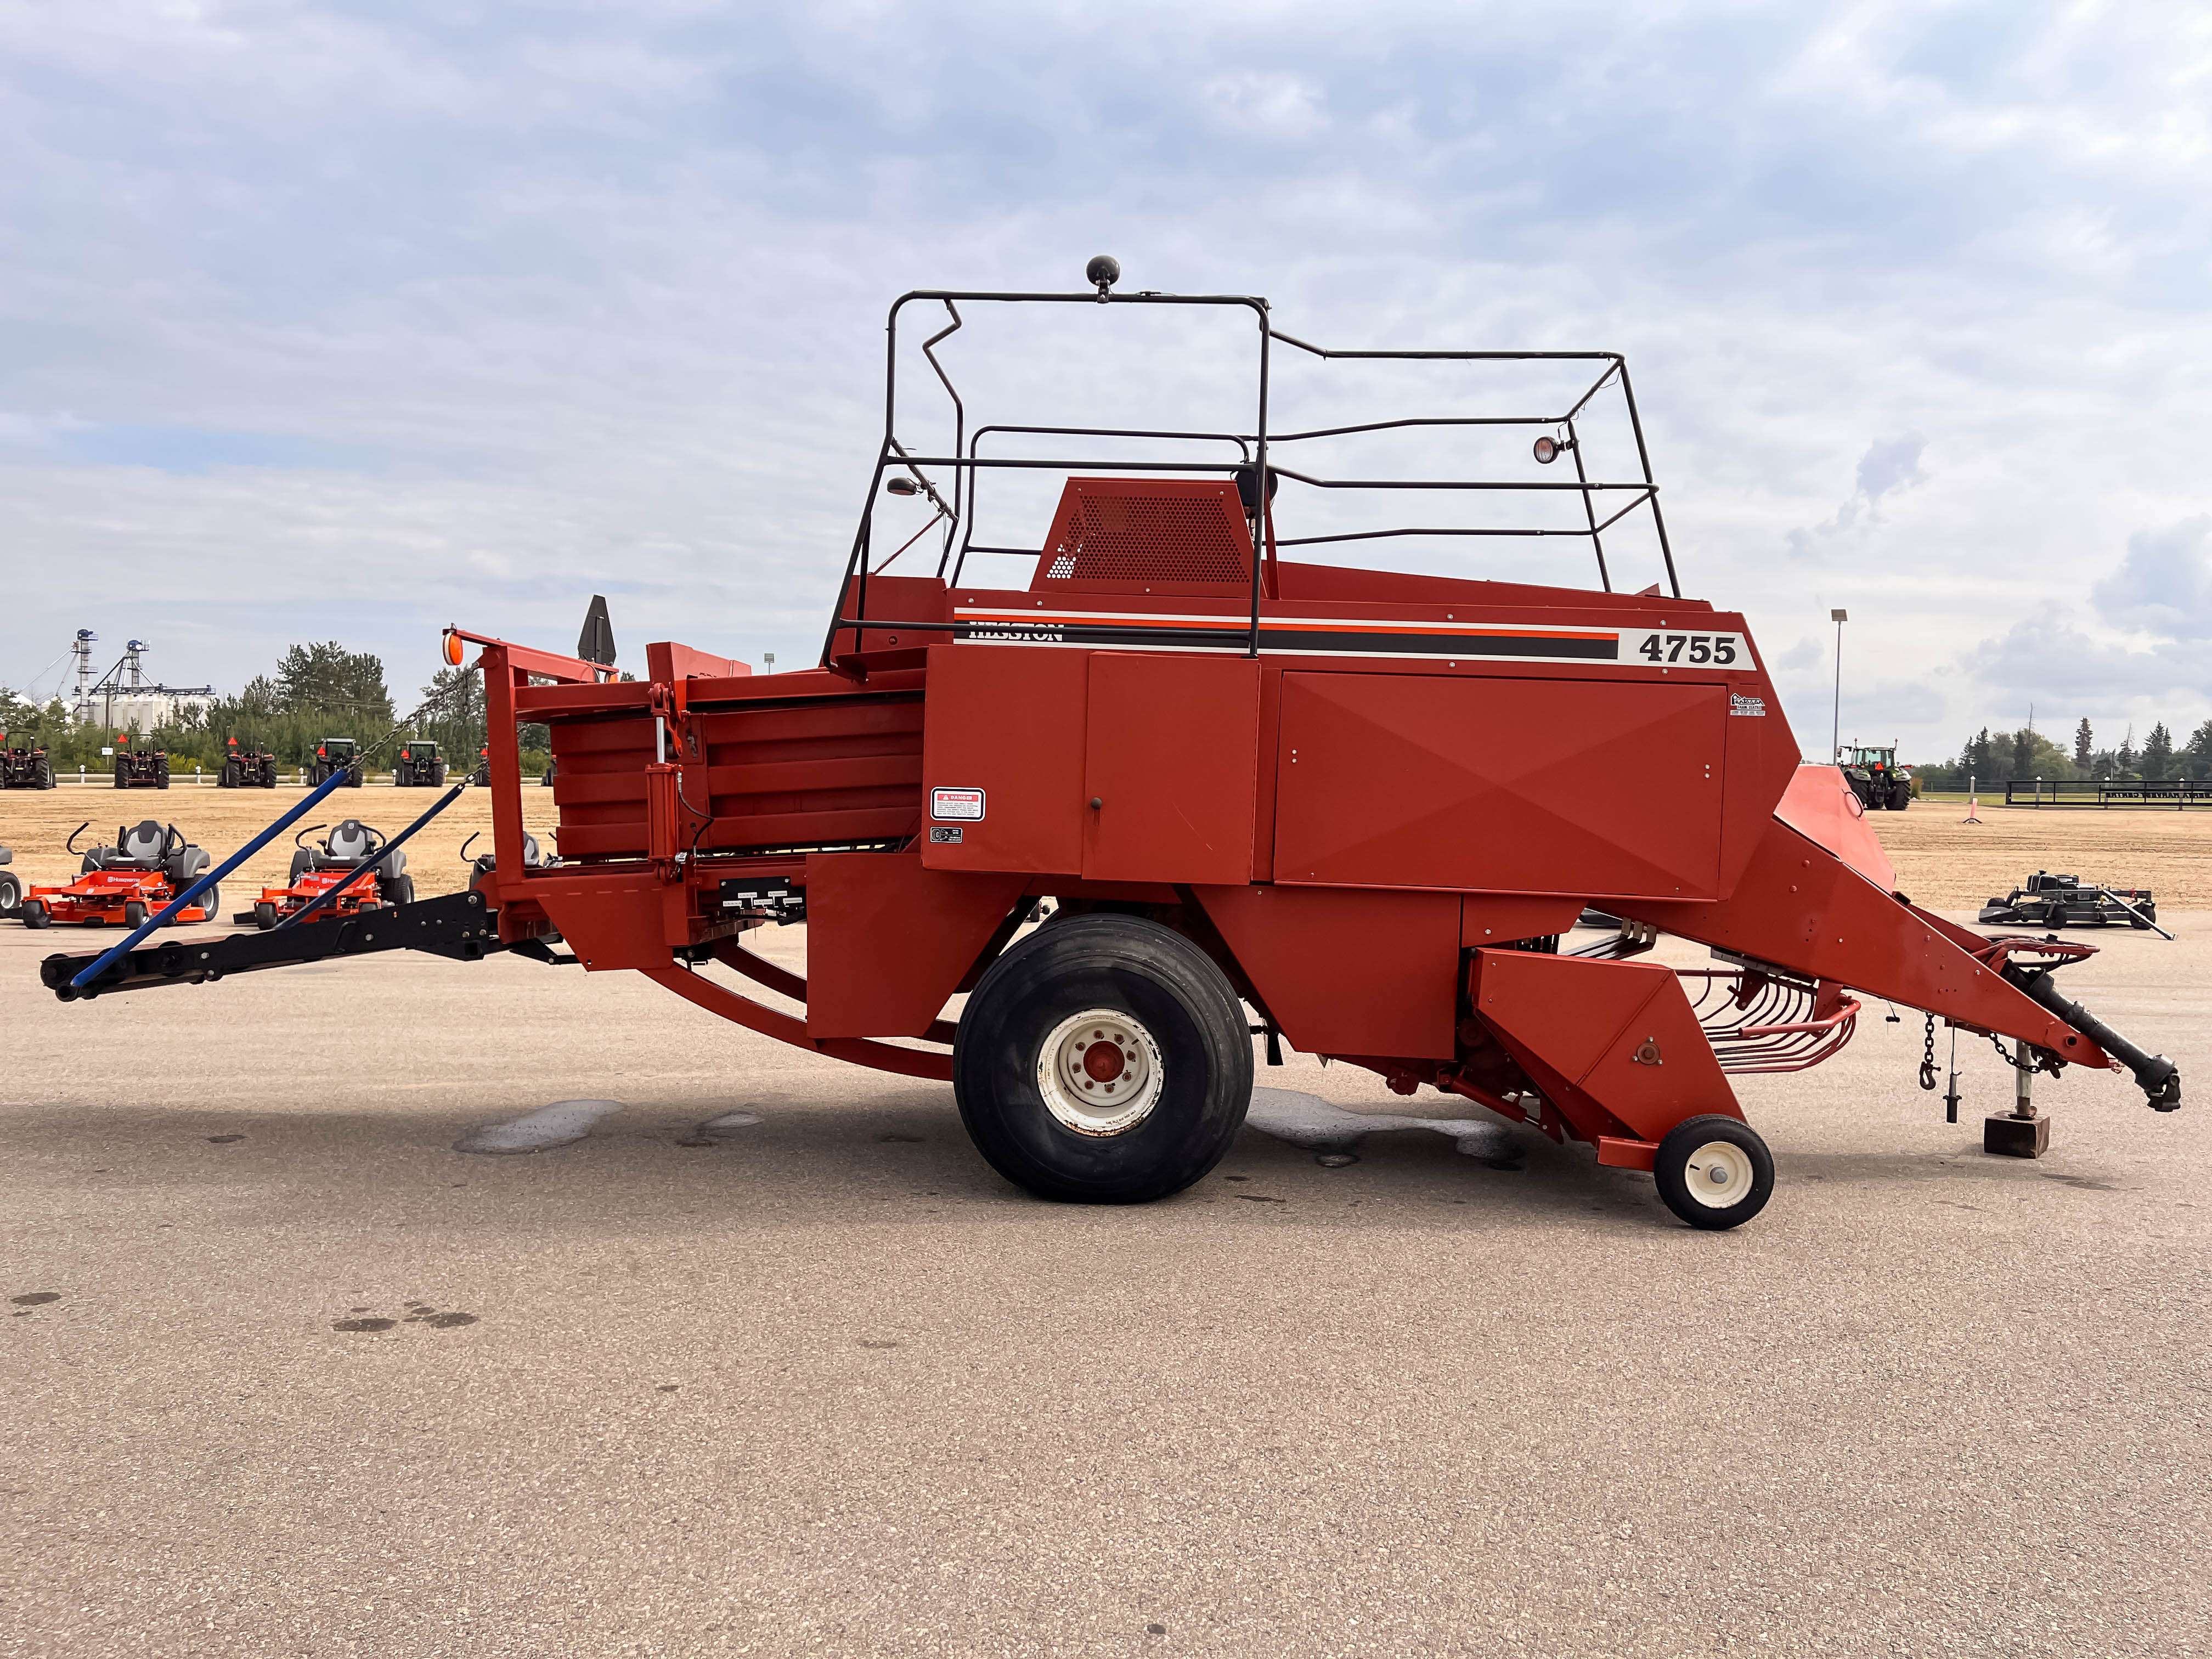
[931, 787, 985, 821]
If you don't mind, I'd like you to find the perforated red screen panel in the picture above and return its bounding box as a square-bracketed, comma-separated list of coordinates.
[1030, 477, 1256, 595]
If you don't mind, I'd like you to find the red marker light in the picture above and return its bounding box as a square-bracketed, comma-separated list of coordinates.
[443, 630, 465, 667]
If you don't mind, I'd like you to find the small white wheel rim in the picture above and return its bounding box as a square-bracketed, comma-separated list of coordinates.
[1037, 1009, 1164, 1137]
[1683, 1140, 1755, 1207]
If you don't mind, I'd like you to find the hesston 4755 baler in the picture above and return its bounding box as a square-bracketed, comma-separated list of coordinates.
[39, 267, 2181, 1228]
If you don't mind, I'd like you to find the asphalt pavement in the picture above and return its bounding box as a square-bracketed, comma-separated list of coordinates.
[4, 916, 2207, 1658]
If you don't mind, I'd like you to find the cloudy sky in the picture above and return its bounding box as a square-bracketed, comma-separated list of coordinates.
[3, 0, 2209, 762]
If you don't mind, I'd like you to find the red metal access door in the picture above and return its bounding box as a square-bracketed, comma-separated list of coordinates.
[919, 646, 1259, 884]
[1272, 671, 1727, 901]
[1081, 652, 1259, 884]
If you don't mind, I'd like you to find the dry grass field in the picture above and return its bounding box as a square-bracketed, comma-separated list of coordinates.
[2, 779, 2206, 916]
[1867, 799, 2212, 909]
[0, 778, 561, 905]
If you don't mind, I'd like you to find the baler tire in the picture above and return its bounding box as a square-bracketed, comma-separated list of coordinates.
[22, 899, 50, 929]
[954, 913, 1252, 1205]
[1654, 1115, 1774, 1231]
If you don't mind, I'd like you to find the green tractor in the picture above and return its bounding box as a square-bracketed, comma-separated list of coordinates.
[308, 737, 365, 788]
[1837, 742, 1913, 811]
[393, 740, 448, 788]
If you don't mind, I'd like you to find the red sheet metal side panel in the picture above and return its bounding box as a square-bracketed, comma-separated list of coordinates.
[804, 852, 1030, 1039]
[1617, 820, 2109, 1062]
[1084, 654, 1261, 885]
[529, 870, 675, 972]
[1775, 764, 1897, 892]
[1716, 654, 1800, 897]
[1273, 672, 1726, 900]
[1190, 884, 1458, 1059]
[920, 645, 1087, 876]
[1469, 950, 1742, 1143]
[645, 642, 753, 680]
[832, 574, 951, 658]
[1460, 895, 1587, 945]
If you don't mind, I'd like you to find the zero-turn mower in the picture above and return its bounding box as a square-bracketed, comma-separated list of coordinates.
[21, 820, 216, 929]
[38, 264, 2184, 1229]
[240, 819, 412, 929]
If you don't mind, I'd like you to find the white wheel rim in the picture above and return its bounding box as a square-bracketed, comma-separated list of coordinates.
[1683, 1140, 1755, 1207]
[1036, 1009, 1164, 1137]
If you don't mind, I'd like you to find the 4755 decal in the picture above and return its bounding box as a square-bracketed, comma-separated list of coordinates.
[1623, 629, 1746, 668]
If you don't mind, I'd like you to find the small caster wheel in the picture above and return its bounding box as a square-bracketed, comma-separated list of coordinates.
[1655, 1115, 1774, 1231]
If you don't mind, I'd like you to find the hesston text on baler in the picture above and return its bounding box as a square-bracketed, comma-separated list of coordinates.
[37, 267, 2181, 1228]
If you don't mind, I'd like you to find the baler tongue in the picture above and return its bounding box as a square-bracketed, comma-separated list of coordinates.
[2007, 963, 2182, 1111]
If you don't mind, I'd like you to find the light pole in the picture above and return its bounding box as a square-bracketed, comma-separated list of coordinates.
[1830, 608, 1848, 760]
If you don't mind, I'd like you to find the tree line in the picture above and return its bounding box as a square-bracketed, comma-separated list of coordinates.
[1914, 718, 2212, 790]
[0, 643, 548, 775]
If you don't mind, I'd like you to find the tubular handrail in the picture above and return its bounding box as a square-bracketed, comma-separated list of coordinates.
[825, 283, 1682, 669]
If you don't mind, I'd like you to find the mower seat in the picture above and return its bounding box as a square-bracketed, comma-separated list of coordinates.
[112, 821, 170, 870]
[324, 820, 377, 866]
[315, 820, 406, 879]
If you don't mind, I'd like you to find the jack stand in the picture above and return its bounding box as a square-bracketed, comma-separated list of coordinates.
[1943, 1026, 1961, 1124]
[1985, 1051, 2050, 1158]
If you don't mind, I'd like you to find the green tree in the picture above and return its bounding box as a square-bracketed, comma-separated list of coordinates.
[1962, 727, 1995, 782]
[2074, 718, 2093, 767]
[2141, 721, 2175, 781]
[2116, 726, 2137, 776]
[2183, 720, 2212, 781]
[274, 642, 393, 727]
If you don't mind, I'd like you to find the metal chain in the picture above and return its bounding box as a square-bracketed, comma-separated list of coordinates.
[1989, 1032, 2015, 1066]
[1919, 1015, 1938, 1091]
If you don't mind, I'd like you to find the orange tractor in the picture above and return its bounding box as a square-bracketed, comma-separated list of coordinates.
[217, 737, 279, 788]
[111, 733, 170, 788]
[0, 733, 58, 790]
[20, 820, 217, 929]
[241, 820, 414, 929]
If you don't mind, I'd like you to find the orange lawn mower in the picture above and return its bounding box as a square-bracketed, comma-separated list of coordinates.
[241, 819, 415, 930]
[20, 821, 217, 930]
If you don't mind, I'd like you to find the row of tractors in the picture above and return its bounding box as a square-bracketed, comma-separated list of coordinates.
[0, 733, 470, 791]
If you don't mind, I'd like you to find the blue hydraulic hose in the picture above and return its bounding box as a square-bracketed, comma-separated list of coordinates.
[272, 781, 467, 930]
[69, 766, 360, 990]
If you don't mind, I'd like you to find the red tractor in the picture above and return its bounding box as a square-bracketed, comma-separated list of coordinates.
[217, 737, 279, 788]
[39, 267, 2183, 1228]
[111, 733, 170, 789]
[241, 819, 414, 929]
[0, 733, 58, 790]
[21, 820, 216, 929]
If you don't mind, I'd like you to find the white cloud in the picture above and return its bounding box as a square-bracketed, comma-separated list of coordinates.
[2092, 515, 2212, 642]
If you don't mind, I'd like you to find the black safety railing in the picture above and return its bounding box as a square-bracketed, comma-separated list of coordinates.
[820, 282, 1677, 670]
